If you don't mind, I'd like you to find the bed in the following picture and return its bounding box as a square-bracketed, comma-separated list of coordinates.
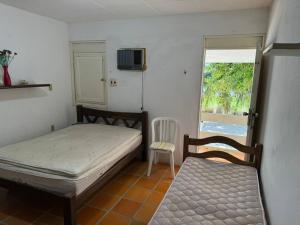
[149, 135, 266, 225]
[0, 105, 148, 225]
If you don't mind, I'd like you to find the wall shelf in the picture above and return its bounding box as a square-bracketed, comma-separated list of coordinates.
[263, 43, 300, 56]
[0, 84, 52, 90]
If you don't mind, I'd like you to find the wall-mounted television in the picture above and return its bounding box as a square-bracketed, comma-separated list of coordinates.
[117, 48, 146, 71]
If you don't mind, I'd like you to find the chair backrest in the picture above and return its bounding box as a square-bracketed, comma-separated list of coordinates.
[151, 117, 177, 144]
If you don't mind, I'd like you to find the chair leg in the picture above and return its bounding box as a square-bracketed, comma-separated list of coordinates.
[154, 152, 159, 164]
[147, 150, 154, 176]
[170, 152, 175, 178]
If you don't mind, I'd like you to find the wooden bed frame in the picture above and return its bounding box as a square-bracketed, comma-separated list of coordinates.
[183, 135, 263, 171]
[0, 105, 148, 225]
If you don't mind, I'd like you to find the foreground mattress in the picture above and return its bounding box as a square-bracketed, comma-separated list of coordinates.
[149, 157, 266, 225]
[0, 124, 142, 195]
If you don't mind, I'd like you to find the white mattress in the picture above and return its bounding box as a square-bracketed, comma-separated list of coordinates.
[149, 157, 267, 225]
[0, 124, 141, 178]
[0, 124, 142, 195]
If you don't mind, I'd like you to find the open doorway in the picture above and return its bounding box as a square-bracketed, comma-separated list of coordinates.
[198, 36, 263, 160]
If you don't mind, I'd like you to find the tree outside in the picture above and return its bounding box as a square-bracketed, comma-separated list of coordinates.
[201, 63, 254, 115]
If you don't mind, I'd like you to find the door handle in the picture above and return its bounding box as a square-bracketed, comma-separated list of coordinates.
[243, 110, 259, 118]
[100, 78, 106, 82]
[253, 112, 259, 118]
[243, 112, 249, 116]
[244, 109, 259, 128]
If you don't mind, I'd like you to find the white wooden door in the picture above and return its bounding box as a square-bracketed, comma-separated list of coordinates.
[245, 43, 263, 146]
[74, 52, 106, 105]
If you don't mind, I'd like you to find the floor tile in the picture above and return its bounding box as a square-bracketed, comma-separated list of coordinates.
[99, 211, 130, 225]
[160, 176, 173, 183]
[124, 186, 151, 203]
[134, 204, 157, 223]
[153, 163, 170, 171]
[114, 174, 140, 186]
[132, 162, 148, 170]
[124, 163, 147, 176]
[147, 167, 166, 180]
[145, 191, 164, 207]
[0, 161, 179, 225]
[76, 206, 105, 225]
[149, 163, 175, 179]
[33, 213, 64, 225]
[131, 220, 147, 225]
[4, 208, 42, 224]
[135, 177, 159, 190]
[0, 211, 8, 220]
[0, 197, 21, 217]
[155, 180, 172, 193]
[101, 181, 130, 196]
[124, 168, 146, 176]
[3, 216, 31, 225]
[112, 199, 141, 217]
[88, 193, 120, 210]
[162, 165, 180, 180]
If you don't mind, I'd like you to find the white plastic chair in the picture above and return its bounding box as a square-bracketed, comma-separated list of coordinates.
[147, 117, 177, 178]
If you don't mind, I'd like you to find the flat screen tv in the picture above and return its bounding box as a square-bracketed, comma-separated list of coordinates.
[117, 48, 146, 71]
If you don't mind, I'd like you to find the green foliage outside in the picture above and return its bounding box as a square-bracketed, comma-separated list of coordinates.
[201, 63, 254, 114]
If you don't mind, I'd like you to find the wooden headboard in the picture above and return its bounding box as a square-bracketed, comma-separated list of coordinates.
[76, 105, 148, 161]
[183, 135, 263, 171]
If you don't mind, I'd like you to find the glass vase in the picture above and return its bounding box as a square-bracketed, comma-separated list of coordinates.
[2, 65, 11, 86]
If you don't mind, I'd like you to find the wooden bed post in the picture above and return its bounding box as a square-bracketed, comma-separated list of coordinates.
[142, 111, 148, 161]
[76, 105, 84, 123]
[63, 195, 76, 225]
[183, 134, 189, 161]
[254, 143, 263, 172]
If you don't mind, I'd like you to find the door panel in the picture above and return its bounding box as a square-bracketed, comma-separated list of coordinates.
[246, 46, 263, 146]
[74, 52, 106, 105]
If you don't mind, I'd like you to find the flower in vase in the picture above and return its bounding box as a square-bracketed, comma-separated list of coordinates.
[0, 49, 17, 66]
[0, 49, 17, 86]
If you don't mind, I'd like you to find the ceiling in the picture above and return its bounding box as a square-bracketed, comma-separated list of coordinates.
[0, 0, 272, 23]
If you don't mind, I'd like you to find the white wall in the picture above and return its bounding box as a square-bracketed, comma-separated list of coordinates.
[0, 3, 74, 147]
[69, 8, 269, 164]
[258, 0, 300, 224]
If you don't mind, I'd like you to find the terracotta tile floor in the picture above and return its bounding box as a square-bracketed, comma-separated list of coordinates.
[0, 161, 180, 225]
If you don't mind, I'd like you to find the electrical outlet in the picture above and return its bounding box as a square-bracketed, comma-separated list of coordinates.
[110, 79, 118, 87]
[51, 125, 55, 132]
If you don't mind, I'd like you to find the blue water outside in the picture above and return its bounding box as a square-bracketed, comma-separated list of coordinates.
[200, 121, 247, 149]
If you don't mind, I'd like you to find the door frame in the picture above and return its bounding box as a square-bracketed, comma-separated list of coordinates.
[70, 41, 107, 110]
[197, 34, 265, 149]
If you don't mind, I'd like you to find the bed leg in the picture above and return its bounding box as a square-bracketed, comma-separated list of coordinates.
[141, 111, 148, 162]
[63, 196, 76, 225]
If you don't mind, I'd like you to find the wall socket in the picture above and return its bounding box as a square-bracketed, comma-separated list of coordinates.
[110, 79, 118, 87]
[51, 125, 55, 132]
